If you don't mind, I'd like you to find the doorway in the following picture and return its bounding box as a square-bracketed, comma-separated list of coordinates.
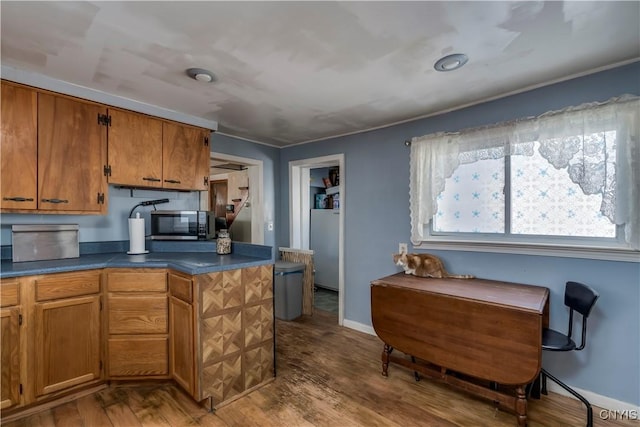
[289, 154, 344, 325]
[203, 153, 264, 245]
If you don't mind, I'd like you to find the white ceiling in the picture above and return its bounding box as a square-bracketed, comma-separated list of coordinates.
[1, 1, 638, 147]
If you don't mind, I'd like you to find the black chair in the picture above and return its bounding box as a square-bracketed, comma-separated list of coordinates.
[540, 281, 599, 427]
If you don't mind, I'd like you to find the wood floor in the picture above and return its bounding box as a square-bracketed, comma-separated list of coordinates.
[3, 309, 635, 427]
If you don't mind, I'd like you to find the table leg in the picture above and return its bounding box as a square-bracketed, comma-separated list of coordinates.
[382, 344, 393, 377]
[516, 386, 527, 427]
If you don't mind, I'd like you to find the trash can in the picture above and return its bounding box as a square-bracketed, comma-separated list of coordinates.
[274, 261, 305, 320]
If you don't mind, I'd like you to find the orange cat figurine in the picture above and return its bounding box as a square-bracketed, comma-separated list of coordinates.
[392, 252, 474, 279]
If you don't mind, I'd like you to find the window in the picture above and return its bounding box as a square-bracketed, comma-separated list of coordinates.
[409, 96, 639, 258]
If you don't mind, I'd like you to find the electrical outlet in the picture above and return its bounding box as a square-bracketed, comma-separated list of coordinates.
[267, 221, 274, 231]
[399, 243, 408, 253]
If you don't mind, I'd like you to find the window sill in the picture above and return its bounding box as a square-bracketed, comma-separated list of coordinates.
[413, 240, 639, 263]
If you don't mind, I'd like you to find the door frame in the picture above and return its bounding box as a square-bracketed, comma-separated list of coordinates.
[204, 152, 264, 245]
[289, 154, 344, 325]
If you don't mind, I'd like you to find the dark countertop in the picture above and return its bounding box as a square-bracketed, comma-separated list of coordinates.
[0, 241, 274, 278]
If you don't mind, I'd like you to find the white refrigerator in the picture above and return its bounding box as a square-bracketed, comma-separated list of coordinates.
[309, 209, 339, 291]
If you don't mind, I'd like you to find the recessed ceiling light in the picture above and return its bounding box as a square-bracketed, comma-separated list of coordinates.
[186, 68, 216, 83]
[434, 54, 468, 72]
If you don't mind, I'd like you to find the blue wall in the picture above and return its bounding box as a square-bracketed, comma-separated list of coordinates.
[279, 62, 640, 405]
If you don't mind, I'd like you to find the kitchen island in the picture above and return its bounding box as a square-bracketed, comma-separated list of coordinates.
[0, 240, 275, 422]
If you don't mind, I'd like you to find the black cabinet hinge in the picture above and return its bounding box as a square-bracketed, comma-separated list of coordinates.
[19, 384, 23, 395]
[104, 165, 112, 177]
[97, 193, 105, 204]
[204, 136, 209, 147]
[204, 176, 209, 186]
[97, 113, 111, 126]
[18, 314, 23, 326]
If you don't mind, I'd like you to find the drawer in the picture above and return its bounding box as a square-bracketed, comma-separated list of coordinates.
[107, 270, 167, 293]
[35, 271, 101, 301]
[108, 295, 168, 334]
[169, 273, 192, 303]
[108, 336, 169, 377]
[0, 279, 20, 307]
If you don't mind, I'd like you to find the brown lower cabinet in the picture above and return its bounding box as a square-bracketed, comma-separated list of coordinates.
[1, 279, 21, 410]
[32, 272, 103, 401]
[105, 269, 169, 379]
[0, 271, 104, 411]
[0, 264, 274, 420]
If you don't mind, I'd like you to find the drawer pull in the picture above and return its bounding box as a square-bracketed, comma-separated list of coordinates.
[142, 177, 161, 182]
[164, 179, 181, 184]
[41, 198, 69, 204]
[3, 197, 34, 202]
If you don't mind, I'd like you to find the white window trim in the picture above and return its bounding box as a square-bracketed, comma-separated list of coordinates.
[414, 237, 639, 263]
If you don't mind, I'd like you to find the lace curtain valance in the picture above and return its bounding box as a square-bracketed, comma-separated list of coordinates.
[409, 95, 640, 249]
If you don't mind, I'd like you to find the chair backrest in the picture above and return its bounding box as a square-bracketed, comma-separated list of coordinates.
[565, 281, 599, 317]
[564, 281, 599, 350]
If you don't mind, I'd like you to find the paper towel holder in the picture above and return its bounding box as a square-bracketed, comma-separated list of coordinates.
[126, 199, 169, 255]
[128, 198, 170, 218]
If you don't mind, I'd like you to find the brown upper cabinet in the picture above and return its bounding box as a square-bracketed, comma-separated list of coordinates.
[38, 93, 108, 213]
[0, 82, 38, 210]
[106, 109, 163, 188]
[0, 81, 108, 214]
[107, 109, 210, 191]
[162, 121, 210, 191]
[1, 80, 213, 214]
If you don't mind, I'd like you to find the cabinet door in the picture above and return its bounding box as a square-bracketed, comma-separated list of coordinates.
[34, 295, 101, 396]
[0, 307, 21, 409]
[0, 82, 38, 210]
[169, 296, 194, 395]
[162, 122, 210, 190]
[107, 109, 163, 187]
[38, 93, 107, 213]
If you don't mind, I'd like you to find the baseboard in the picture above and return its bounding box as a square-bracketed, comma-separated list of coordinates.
[547, 382, 639, 414]
[342, 319, 376, 336]
[342, 319, 639, 415]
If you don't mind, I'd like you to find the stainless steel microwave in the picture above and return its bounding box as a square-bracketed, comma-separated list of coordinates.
[150, 210, 214, 240]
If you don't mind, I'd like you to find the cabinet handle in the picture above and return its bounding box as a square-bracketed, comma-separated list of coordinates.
[142, 177, 162, 182]
[3, 197, 34, 202]
[164, 179, 181, 184]
[41, 198, 69, 204]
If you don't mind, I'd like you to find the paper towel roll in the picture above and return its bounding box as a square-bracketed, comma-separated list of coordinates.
[128, 213, 146, 254]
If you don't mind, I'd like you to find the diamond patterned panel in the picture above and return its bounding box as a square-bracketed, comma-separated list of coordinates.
[244, 301, 273, 348]
[200, 269, 243, 317]
[201, 309, 242, 365]
[244, 341, 274, 390]
[196, 264, 275, 407]
[202, 353, 243, 404]
[244, 265, 273, 305]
